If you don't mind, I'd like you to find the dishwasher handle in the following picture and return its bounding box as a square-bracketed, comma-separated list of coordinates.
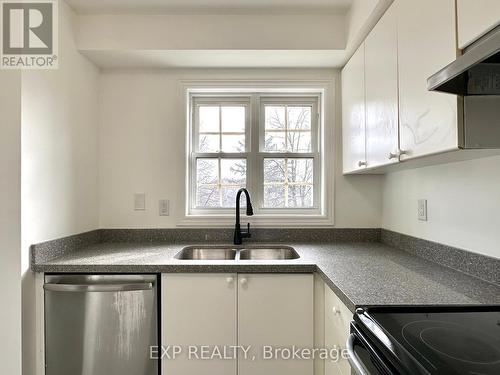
[347, 333, 371, 375]
[44, 282, 153, 292]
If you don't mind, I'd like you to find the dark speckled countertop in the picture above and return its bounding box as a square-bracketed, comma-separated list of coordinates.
[32, 241, 500, 312]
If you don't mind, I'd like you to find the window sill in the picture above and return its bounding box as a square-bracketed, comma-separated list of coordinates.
[177, 213, 334, 228]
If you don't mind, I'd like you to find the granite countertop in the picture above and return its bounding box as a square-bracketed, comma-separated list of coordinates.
[32, 241, 500, 312]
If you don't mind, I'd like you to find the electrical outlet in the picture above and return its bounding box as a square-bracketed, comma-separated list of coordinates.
[159, 199, 169, 216]
[418, 199, 427, 221]
[134, 193, 146, 211]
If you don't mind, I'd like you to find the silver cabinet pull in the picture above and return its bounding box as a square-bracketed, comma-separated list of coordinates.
[44, 283, 153, 292]
[358, 161, 367, 167]
[388, 149, 407, 160]
[346, 334, 370, 375]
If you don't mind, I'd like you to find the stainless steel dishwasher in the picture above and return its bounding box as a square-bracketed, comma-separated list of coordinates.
[44, 274, 158, 375]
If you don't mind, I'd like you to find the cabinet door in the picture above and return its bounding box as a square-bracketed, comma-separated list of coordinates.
[397, 0, 460, 160]
[324, 287, 352, 375]
[342, 44, 367, 173]
[162, 274, 237, 375]
[238, 274, 314, 375]
[365, 4, 399, 168]
[458, 0, 500, 48]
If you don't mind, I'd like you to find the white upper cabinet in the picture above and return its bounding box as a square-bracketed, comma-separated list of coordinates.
[342, 43, 367, 173]
[457, 0, 500, 48]
[397, 0, 459, 160]
[341, 0, 499, 173]
[364, 5, 399, 168]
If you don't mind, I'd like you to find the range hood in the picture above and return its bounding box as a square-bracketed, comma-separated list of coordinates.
[428, 25, 500, 95]
[427, 25, 500, 150]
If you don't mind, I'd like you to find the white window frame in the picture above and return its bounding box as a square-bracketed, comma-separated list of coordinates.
[190, 96, 251, 212]
[257, 95, 320, 214]
[179, 80, 335, 227]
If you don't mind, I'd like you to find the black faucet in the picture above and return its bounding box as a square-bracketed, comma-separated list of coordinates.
[233, 188, 254, 245]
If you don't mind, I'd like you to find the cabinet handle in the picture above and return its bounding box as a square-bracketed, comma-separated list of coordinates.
[332, 306, 341, 315]
[226, 277, 234, 284]
[358, 161, 367, 167]
[240, 278, 248, 286]
[389, 150, 408, 160]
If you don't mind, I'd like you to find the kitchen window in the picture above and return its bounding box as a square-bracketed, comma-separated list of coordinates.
[185, 88, 332, 226]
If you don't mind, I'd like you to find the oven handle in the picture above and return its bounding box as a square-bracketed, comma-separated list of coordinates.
[347, 333, 371, 375]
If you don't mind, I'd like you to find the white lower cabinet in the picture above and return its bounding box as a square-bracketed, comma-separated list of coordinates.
[161, 273, 314, 375]
[238, 273, 314, 375]
[324, 286, 352, 375]
[162, 273, 238, 375]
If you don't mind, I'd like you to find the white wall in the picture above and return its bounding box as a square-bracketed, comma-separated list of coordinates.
[21, 2, 100, 373]
[0, 70, 22, 375]
[99, 69, 383, 228]
[22, 2, 100, 252]
[75, 13, 346, 51]
[382, 155, 500, 259]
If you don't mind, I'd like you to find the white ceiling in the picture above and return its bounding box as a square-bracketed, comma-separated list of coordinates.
[65, 0, 352, 15]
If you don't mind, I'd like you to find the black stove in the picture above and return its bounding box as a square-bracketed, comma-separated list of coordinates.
[348, 306, 500, 375]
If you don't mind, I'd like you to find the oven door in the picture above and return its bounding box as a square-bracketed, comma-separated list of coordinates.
[347, 323, 397, 375]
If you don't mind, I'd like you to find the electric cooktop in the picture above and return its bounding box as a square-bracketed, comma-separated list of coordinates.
[354, 306, 500, 375]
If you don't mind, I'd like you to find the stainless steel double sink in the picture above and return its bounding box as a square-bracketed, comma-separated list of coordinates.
[175, 245, 300, 260]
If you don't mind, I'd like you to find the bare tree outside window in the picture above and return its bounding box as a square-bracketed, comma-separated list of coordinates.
[191, 95, 320, 213]
[263, 105, 314, 208]
[196, 105, 247, 208]
[196, 158, 247, 208]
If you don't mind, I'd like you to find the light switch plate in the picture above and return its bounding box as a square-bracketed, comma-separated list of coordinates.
[134, 193, 146, 211]
[159, 199, 169, 216]
[418, 199, 427, 221]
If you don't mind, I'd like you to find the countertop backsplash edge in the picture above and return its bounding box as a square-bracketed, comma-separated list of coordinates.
[31, 227, 499, 286]
[380, 229, 499, 286]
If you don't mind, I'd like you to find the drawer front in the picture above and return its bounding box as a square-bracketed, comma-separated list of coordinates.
[324, 287, 353, 375]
